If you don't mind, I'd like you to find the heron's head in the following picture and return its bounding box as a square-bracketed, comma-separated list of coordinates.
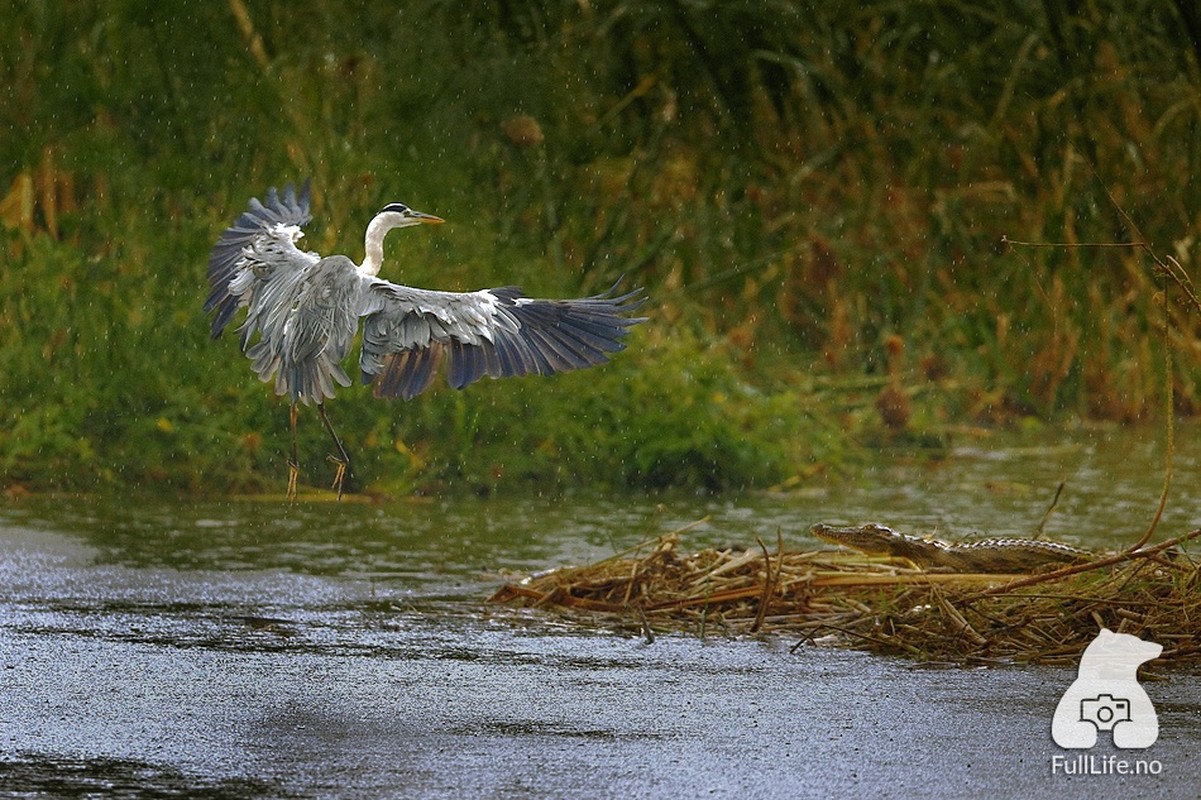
[375, 202, 444, 230]
[360, 202, 445, 275]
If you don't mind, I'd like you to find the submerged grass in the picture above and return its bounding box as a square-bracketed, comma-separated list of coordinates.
[490, 527, 1201, 666]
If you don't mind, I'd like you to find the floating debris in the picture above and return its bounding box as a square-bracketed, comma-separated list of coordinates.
[488, 526, 1201, 666]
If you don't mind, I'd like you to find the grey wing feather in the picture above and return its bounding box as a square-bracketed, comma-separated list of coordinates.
[359, 281, 646, 401]
[245, 255, 362, 404]
[205, 181, 318, 342]
[207, 182, 360, 405]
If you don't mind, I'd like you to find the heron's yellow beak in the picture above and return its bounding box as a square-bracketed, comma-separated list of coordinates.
[412, 211, 444, 225]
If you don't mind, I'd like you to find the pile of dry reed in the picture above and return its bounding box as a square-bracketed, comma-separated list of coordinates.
[488, 526, 1201, 665]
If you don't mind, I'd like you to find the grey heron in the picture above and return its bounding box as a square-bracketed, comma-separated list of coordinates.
[205, 182, 645, 499]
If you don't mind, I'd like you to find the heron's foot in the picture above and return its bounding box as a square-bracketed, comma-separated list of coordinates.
[326, 454, 347, 500]
[286, 459, 300, 503]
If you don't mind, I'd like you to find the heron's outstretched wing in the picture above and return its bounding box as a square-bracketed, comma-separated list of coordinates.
[245, 254, 362, 404]
[205, 182, 319, 346]
[358, 281, 646, 400]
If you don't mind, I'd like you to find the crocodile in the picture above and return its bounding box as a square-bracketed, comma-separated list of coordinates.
[810, 522, 1095, 573]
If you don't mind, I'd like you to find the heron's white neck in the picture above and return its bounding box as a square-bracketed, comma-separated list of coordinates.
[359, 214, 397, 277]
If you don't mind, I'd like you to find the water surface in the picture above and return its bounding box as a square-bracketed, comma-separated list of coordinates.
[2, 423, 1199, 798]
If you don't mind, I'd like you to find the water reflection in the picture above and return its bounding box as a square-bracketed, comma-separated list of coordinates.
[2, 422, 1198, 598]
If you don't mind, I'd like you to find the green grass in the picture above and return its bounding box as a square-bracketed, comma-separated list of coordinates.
[2, 1, 1200, 494]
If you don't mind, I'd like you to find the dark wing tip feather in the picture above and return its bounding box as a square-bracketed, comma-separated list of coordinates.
[372, 346, 444, 401]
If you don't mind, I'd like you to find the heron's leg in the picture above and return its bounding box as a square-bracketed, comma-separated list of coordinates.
[287, 402, 300, 502]
[316, 402, 351, 500]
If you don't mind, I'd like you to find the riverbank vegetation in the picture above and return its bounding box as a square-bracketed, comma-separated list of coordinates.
[2, 2, 1200, 495]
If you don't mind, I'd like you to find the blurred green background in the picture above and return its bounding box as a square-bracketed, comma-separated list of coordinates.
[2, 1, 1200, 496]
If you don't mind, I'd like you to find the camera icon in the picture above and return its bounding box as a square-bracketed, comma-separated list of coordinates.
[1079, 694, 1132, 731]
[1052, 629, 1160, 749]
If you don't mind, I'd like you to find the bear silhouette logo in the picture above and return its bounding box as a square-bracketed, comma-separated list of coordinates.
[1051, 628, 1161, 749]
